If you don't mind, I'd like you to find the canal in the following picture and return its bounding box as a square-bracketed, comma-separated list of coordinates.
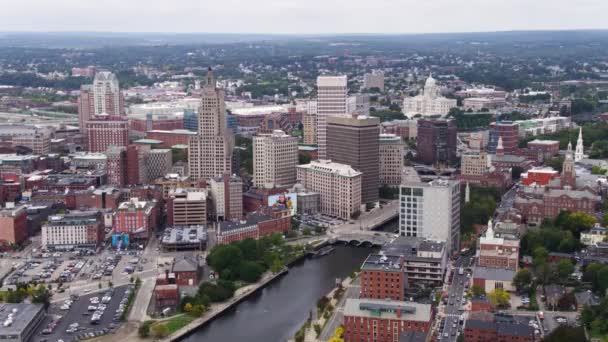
[182, 245, 375, 342]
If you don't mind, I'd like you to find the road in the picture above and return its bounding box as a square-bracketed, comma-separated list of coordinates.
[330, 200, 398, 235]
[439, 255, 473, 341]
[319, 278, 361, 341]
[496, 184, 517, 217]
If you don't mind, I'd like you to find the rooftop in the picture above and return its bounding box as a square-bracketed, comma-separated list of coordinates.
[0, 303, 45, 337]
[162, 226, 206, 245]
[297, 159, 362, 178]
[344, 298, 431, 322]
[362, 254, 402, 271]
[134, 139, 163, 145]
[473, 266, 515, 282]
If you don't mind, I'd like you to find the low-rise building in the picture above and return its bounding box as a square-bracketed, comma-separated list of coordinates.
[343, 299, 433, 342]
[0, 204, 28, 245]
[171, 255, 200, 286]
[478, 219, 520, 271]
[472, 266, 516, 293]
[464, 316, 534, 342]
[521, 167, 559, 187]
[581, 223, 607, 246]
[360, 254, 405, 300]
[41, 211, 103, 250]
[0, 303, 46, 342]
[160, 226, 206, 251]
[115, 197, 158, 239]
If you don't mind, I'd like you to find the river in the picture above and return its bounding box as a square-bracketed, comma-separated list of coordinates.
[182, 245, 375, 342]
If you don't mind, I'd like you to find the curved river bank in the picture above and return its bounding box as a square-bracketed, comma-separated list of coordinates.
[182, 245, 375, 342]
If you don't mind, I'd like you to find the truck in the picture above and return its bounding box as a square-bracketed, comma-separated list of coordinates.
[538, 311, 544, 320]
[458, 267, 464, 276]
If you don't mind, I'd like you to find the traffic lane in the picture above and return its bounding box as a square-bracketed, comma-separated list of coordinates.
[33, 285, 130, 342]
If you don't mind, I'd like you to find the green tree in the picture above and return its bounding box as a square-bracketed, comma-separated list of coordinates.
[532, 246, 549, 265]
[471, 285, 485, 298]
[237, 261, 265, 283]
[488, 288, 510, 308]
[562, 212, 596, 236]
[151, 324, 169, 338]
[513, 269, 533, 291]
[557, 260, 575, 283]
[183, 303, 193, 313]
[191, 304, 206, 317]
[138, 321, 152, 338]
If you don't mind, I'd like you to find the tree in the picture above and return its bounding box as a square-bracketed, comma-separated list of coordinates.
[298, 153, 311, 165]
[237, 261, 265, 283]
[151, 324, 169, 338]
[532, 246, 549, 265]
[488, 288, 510, 308]
[138, 321, 152, 338]
[191, 304, 206, 317]
[542, 325, 586, 342]
[557, 260, 575, 283]
[513, 269, 533, 292]
[471, 285, 485, 298]
[183, 303, 193, 313]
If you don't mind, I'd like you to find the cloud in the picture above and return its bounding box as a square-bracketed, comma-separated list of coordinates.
[0, 0, 607, 33]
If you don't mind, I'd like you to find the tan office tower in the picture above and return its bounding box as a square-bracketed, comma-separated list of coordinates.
[379, 134, 404, 187]
[327, 114, 380, 204]
[253, 130, 298, 189]
[78, 71, 124, 134]
[189, 68, 235, 180]
[303, 112, 317, 145]
[316, 76, 347, 159]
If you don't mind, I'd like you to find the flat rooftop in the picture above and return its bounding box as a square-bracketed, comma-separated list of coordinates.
[344, 298, 431, 322]
[162, 226, 206, 245]
[0, 303, 44, 337]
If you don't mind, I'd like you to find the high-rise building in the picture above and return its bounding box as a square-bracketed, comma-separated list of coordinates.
[167, 188, 207, 226]
[302, 112, 317, 145]
[296, 160, 362, 220]
[253, 130, 298, 189]
[362, 72, 384, 91]
[327, 115, 380, 204]
[378, 134, 404, 187]
[105, 146, 127, 187]
[146, 149, 173, 181]
[126, 144, 146, 185]
[347, 94, 370, 116]
[92, 71, 124, 117]
[399, 178, 461, 254]
[85, 115, 129, 152]
[416, 118, 457, 166]
[209, 174, 243, 221]
[78, 71, 124, 134]
[188, 68, 234, 180]
[316, 76, 347, 159]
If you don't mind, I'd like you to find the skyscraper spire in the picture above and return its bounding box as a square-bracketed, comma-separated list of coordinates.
[575, 127, 584, 162]
[206, 67, 216, 88]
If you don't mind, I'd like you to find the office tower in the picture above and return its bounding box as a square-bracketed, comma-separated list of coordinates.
[362, 72, 385, 91]
[167, 188, 207, 226]
[146, 149, 173, 181]
[302, 112, 317, 145]
[105, 146, 127, 187]
[253, 130, 298, 189]
[316, 76, 347, 159]
[296, 160, 362, 220]
[379, 133, 404, 187]
[189, 68, 234, 180]
[85, 115, 129, 152]
[126, 144, 147, 185]
[347, 94, 370, 116]
[93, 71, 124, 116]
[327, 114, 380, 204]
[416, 118, 457, 166]
[399, 178, 461, 254]
[209, 174, 243, 221]
[77, 85, 94, 134]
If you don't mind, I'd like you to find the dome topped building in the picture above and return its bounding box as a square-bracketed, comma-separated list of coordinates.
[403, 74, 457, 118]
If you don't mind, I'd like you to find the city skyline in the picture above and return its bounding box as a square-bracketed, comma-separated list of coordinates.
[1, 0, 608, 34]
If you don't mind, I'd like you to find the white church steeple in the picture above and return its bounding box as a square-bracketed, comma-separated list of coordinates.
[575, 127, 584, 162]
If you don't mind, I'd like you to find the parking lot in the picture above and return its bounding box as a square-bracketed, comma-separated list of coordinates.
[32, 284, 134, 342]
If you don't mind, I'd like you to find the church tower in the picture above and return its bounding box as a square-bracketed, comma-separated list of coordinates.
[575, 127, 584, 162]
[561, 141, 576, 189]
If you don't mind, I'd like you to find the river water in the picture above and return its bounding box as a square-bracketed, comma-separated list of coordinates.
[182, 245, 375, 342]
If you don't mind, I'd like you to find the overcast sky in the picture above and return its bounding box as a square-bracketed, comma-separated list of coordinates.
[1, 0, 607, 34]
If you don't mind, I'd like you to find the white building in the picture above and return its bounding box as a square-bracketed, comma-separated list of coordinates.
[378, 134, 404, 187]
[253, 130, 298, 189]
[362, 72, 384, 91]
[316, 76, 348, 159]
[402, 75, 457, 118]
[92, 71, 123, 116]
[296, 160, 361, 220]
[580, 223, 607, 246]
[347, 94, 370, 116]
[42, 211, 102, 250]
[399, 178, 461, 254]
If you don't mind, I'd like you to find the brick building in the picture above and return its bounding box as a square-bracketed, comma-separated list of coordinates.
[343, 299, 432, 342]
[106, 146, 127, 187]
[478, 219, 519, 271]
[521, 167, 559, 187]
[41, 211, 103, 250]
[114, 197, 158, 240]
[360, 254, 405, 300]
[0, 204, 28, 245]
[464, 316, 534, 342]
[171, 256, 200, 286]
[85, 115, 129, 152]
[416, 119, 457, 166]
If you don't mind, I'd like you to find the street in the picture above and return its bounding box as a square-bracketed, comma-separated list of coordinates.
[438, 255, 473, 341]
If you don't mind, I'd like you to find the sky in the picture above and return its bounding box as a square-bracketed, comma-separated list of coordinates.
[1, 0, 608, 34]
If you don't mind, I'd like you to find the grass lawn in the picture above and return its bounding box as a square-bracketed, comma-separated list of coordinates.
[157, 314, 195, 334]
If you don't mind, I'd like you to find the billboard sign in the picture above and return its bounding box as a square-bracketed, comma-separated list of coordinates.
[268, 192, 297, 216]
